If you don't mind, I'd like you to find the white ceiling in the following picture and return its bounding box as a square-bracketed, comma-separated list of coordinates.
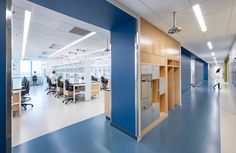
[115, 0, 236, 63]
[12, 0, 110, 60]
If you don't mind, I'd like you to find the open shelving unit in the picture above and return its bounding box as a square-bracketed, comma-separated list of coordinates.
[167, 59, 181, 110]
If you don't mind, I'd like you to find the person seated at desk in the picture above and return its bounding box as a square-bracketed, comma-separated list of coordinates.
[22, 76, 28, 87]
[101, 76, 108, 90]
[91, 75, 98, 81]
[32, 71, 37, 85]
[50, 70, 57, 86]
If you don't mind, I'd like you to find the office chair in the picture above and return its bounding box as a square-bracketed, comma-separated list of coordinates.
[47, 79, 56, 95]
[21, 80, 33, 110]
[55, 79, 64, 98]
[45, 76, 50, 91]
[62, 79, 76, 104]
[101, 76, 108, 90]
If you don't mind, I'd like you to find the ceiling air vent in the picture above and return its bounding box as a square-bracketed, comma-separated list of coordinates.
[69, 27, 91, 36]
[48, 44, 63, 50]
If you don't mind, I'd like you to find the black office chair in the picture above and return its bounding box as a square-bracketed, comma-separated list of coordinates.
[47, 79, 56, 95]
[32, 75, 37, 86]
[45, 76, 50, 91]
[62, 80, 76, 104]
[55, 79, 64, 98]
[101, 76, 108, 90]
[21, 80, 33, 110]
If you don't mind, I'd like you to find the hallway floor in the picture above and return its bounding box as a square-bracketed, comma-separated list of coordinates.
[220, 84, 236, 153]
[13, 82, 220, 153]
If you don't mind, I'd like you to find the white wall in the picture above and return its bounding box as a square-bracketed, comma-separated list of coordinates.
[228, 39, 236, 86]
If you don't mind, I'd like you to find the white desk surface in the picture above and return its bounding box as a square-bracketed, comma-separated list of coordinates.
[12, 78, 22, 90]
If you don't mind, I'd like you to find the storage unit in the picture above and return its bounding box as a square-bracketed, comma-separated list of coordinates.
[167, 59, 181, 110]
[139, 18, 181, 137]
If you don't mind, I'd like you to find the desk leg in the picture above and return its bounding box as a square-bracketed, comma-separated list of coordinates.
[73, 85, 75, 103]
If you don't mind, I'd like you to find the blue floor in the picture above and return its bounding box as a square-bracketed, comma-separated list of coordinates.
[13, 82, 220, 153]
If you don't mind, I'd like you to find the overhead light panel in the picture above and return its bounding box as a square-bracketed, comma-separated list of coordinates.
[213, 56, 216, 60]
[48, 31, 96, 57]
[207, 42, 213, 50]
[193, 4, 207, 32]
[211, 52, 215, 56]
[22, 10, 32, 59]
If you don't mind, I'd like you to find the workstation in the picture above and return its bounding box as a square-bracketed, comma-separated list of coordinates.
[11, 0, 111, 147]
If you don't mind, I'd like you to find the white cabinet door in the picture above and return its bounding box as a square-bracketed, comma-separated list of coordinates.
[160, 78, 166, 95]
[141, 64, 153, 74]
[152, 65, 159, 80]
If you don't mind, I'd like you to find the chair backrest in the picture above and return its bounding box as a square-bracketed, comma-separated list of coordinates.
[48, 78, 52, 86]
[46, 76, 49, 84]
[65, 80, 70, 90]
[57, 78, 60, 87]
[25, 80, 30, 94]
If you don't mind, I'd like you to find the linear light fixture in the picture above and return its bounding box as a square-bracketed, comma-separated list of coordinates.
[48, 32, 96, 57]
[22, 10, 32, 59]
[211, 52, 215, 56]
[193, 4, 207, 32]
[207, 42, 213, 50]
[71, 48, 106, 60]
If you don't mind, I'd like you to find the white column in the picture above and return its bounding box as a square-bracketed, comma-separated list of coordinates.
[84, 59, 91, 101]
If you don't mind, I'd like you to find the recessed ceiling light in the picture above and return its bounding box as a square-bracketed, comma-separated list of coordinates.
[207, 42, 213, 50]
[213, 56, 216, 60]
[211, 52, 215, 56]
[22, 10, 32, 59]
[48, 32, 96, 57]
[193, 4, 207, 32]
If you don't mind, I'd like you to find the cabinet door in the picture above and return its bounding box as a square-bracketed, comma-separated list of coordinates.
[152, 65, 159, 80]
[141, 64, 153, 74]
[141, 104, 153, 130]
[160, 78, 166, 95]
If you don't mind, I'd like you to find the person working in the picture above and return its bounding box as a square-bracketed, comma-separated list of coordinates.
[32, 71, 37, 85]
[50, 70, 57, 85]
[213, 68, 221, 90]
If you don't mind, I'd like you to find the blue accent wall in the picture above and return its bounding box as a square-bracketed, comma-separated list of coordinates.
[29, 0, 135, 30]
[181, 47, 208, 94]
[0, 0, 7, 152]
[195, 60, 204, 85]
[111, 19, 137, 136]
[181, 52, 191, 95]
[204, 63, 208, 81]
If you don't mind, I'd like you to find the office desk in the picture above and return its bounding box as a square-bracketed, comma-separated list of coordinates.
[71, 81, 100, 103]
[12, 78, 22, 116]
[101, 89, 111, 119]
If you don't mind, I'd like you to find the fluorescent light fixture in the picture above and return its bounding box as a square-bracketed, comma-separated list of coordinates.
[48, 32, 96, 57]
[22, 10, 32, 59]
[207, 42, 213, 50]
[193, 4, 207, 32]
[71, 48, 105, 59]
[211, 52, 215, 56]
[213, 56, 216, 60]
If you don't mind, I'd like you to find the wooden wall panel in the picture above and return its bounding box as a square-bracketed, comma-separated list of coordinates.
[140, 18, 180, 59]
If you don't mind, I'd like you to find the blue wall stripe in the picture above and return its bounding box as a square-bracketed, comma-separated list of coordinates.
[111, 19, 137, 136]
[0, 0, 7, 152]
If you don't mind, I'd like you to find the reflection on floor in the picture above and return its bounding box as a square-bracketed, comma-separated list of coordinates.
[13, 85, 104, 146]
[13, 82, 220, 153]
[220, 84, 236, 153]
